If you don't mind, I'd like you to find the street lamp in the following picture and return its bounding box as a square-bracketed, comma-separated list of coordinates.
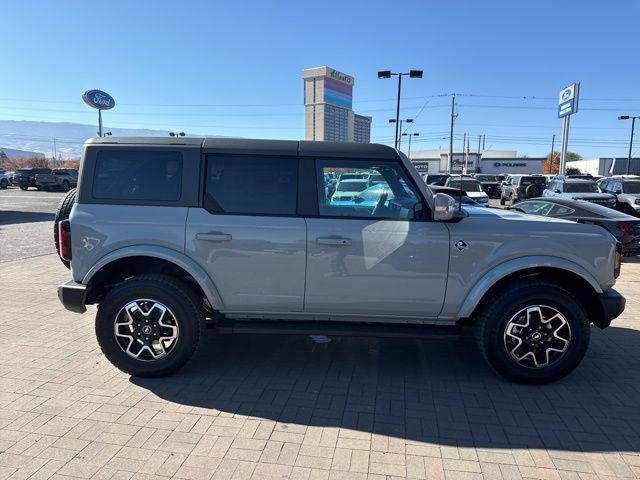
[402, 132, 419, 157]
[378, 69, 423, 148]
[619, 115, 638, 175]
[389, 118, 413, 149]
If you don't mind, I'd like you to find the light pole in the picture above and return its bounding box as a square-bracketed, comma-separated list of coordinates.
[389, 118, 413, 149]
[402, 132, 419, 157]
[378, 69, 423, 148]
[619, 115, 638, 175]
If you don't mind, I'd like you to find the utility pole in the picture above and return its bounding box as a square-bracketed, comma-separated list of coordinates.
[449, 95, 456, 174]
[461, 132, 466, 174]
[619, 116, 638, 175]
[482, 134, 486, 150]
[550, 134, 556, 173]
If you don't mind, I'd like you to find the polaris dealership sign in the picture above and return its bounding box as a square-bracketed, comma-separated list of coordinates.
[82, 89, 115, 110]
[558, 83, 579, 118]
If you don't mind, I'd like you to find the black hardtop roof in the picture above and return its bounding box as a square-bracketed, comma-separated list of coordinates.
[85, 137, 398, 159]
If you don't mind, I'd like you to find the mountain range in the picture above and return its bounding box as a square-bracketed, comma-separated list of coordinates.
[0, 120, 182, 159]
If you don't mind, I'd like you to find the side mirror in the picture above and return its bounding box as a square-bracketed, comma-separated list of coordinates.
[433, 193, 457, 221]
[555, 189, 561, 194]
[615, 189, 622, 195]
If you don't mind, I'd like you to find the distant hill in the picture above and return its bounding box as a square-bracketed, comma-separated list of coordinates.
[0, 146, 45, 159]
[0, 120, 181, 159]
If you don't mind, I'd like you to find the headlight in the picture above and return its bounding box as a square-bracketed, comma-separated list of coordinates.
[479, 197, 489, 203]
[634, 198, 640, 205]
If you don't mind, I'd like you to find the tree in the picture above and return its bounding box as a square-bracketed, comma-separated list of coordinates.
[542, 152, 559, 174]
[542, 151, 582, 174]
[566, 151, 583, 162]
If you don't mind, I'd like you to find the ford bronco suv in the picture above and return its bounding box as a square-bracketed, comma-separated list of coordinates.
[56, 137, 625, 384]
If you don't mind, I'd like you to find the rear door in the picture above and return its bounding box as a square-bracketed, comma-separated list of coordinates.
[304, 158, 450, 318]
[185, 154, 306, 312]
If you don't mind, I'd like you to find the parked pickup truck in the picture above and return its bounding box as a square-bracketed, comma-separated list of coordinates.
[55, 137, 625, 384]
[35, 168, 78, 191]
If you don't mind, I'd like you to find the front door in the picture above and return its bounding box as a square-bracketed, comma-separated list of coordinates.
[305, 159, 450, 318]
[186, 154, 306, 312]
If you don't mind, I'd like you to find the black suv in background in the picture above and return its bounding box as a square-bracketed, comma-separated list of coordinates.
[474, 174, 501, 198]
[13, 167, 52, 190]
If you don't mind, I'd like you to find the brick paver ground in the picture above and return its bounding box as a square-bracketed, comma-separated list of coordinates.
[2, 254, 640, 479]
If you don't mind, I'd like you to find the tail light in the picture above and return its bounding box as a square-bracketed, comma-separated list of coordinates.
[620, 223, 635, 234]
[53, 175, 58, 182]
[516, 187, 521, 194]
[58, 220, 72, 261]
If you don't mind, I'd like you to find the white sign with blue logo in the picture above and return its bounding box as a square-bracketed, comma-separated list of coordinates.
[558, 83, 579, 118]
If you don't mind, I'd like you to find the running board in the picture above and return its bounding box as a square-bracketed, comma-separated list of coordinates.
[209, 319, 460, 339]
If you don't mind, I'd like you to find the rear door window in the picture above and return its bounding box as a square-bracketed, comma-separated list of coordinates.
[204, 156, 298, 215]
[93, 150, 183, 201]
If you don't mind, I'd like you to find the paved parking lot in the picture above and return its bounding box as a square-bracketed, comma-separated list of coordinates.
[2, 195, 640, 479]
[0, 187, 65, 262]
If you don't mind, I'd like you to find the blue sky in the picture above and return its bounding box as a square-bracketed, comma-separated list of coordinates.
[1, 0, 639, 158]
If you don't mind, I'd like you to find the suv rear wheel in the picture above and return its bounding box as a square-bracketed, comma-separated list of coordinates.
[96, 275, 205, 377]
[475, 280, 590, 384]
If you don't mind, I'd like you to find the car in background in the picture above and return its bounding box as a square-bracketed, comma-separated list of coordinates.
[444, 176, 489, 205]
[35, 168, 78, 191]
[339, 172, 369, 181]
[428, 185, 485, 207]
[0, 168, 10, 189]
[474, 174, 501, 198]
[423, 173, 450, 186]
[330, 178, 370, 204]
[500, 174, 547, 205]
[509, 197, 640, 256]
[544, 176, 616, 208]
[13, 167, 52, 190]
[496, 174, 506, 183]
[598, 175, 640, 216]
[368, 173, 386, 186]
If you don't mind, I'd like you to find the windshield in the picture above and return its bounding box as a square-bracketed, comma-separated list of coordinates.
[447, 180, 483, 192]
[337, 180, 368, 192]
[624, 182, 640, 193]
[475, 175, 497, 182]
[564, 182, 598, 193]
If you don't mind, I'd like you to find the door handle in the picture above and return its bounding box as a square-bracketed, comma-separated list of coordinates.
[317, 237, 352, 246]
[196, 232, 232, 242]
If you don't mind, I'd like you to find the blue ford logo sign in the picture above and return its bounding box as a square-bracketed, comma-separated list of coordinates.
[561, 89, 572, 101]
[82, 89, 115, 110]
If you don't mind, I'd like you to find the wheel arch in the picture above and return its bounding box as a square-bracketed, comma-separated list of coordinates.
[82, 246, 224, 311]
[458, 259, 604, 324]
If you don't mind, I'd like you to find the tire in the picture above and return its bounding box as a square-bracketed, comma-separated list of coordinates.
[500, 196, 506, 206]
[19, 185, 28, 191]
[61, 180, 70, 192]
[95, 275, 205, 377]
[525, 184, 542, 198]
[475, 280, 590, 384]
[53, 188, 77, 269]
[0, 178, 7, 189]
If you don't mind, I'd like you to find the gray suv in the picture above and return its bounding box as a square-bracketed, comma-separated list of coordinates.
[599, 175, 640, 216]
[56, 137, 625, 384]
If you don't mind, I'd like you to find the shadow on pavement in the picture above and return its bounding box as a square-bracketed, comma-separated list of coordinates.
[131, 326, 640, 452]
[0, 211, 54, 225]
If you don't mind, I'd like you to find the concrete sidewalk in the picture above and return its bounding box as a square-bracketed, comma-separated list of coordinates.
[1, 254, 640, 479]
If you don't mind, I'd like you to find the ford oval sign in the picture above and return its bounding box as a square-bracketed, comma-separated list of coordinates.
[82, 89, 115, 110]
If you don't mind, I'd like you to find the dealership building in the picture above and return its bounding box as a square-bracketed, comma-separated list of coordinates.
[302, 66, 371, 143]
[409, 149, 546, 175]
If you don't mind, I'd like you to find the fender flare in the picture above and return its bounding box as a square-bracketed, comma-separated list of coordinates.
[456, 255, 603, 318]
[82, 245, 225, 311]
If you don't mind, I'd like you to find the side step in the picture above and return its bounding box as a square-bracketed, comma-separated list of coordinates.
[210, 319, 460, 339]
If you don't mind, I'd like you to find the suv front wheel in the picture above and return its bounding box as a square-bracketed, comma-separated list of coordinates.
[96, 275, 205, 377]
[475, 280, 590, 384]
